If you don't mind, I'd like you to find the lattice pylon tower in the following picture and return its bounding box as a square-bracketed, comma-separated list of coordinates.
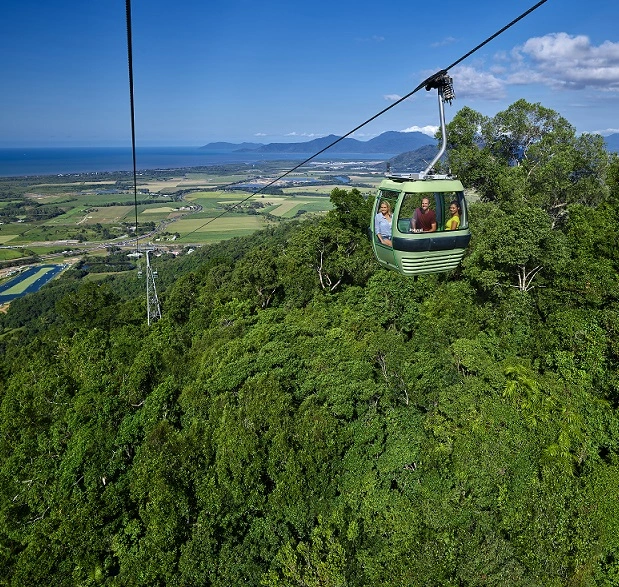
[145, 249, 161, 325]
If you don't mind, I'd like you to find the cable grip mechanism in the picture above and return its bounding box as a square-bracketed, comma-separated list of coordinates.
[425, 71, 455, 105]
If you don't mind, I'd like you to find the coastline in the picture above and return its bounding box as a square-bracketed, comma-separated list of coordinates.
[0, 147, 393, 178]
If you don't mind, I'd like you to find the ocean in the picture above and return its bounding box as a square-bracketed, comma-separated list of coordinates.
[0, 147, 393, 178]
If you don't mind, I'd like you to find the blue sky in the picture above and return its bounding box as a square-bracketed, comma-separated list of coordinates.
[1, 0, 618, 147]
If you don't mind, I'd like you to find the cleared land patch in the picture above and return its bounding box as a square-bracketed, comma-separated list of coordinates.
[78, 206, 135, 224]
[0, 248, 23, 260]
[137, 179, 184, 192]
[268, 200, 304, 216]
[142, 206, 178, 214]
[278, 201, 331, 218]
[172, 215, 272, 243]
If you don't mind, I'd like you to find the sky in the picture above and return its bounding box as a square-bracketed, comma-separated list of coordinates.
[1, 0, 618, 147]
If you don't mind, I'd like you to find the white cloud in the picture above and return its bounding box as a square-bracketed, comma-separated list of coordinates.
[352, 132, 378, 138]
[384, 94, 403, 102]
[509, 33, 619, 90]
[284, 132, 321, 138]
[593, 127, 619, 136]
[357, 35, 385, 43]
[401, 125, 438, 137]
[450, 65, 507, 100]
[431, 36, 457, 48]
[443, 34, 619, 101]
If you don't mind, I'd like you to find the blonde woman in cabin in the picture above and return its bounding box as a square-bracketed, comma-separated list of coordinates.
[375, 200, 393, 247]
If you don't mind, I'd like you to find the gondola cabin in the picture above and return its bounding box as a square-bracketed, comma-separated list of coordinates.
[371, 172, 471, 276]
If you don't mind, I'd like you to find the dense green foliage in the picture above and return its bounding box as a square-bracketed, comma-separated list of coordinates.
[1, 101, 619, 585]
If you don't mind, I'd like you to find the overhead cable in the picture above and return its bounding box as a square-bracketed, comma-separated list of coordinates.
[125, 0, 140, 252]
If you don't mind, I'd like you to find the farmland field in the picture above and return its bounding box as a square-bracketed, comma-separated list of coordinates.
[142, 207, 178, 214]
[281, 184, 341, 195]
[268, 197, 332, 217]
[77, 206, 135, 224]
[171, 215, 272, 243]
[0, 248, 22, 260]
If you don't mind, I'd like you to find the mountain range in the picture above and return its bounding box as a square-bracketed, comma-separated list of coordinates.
[200, 131, 434, 155]
[604, 133, 619, 152]
[202, 131, 619, 155]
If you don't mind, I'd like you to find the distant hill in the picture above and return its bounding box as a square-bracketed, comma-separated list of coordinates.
[200, 131, 434, 155]
[365, 131, 435, 153]
[199, 141, 265, 152]
[386, 144, 441, 173]
[604, 133, 619, 152]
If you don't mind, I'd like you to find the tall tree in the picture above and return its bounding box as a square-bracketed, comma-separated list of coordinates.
[447, 100, 612, 223]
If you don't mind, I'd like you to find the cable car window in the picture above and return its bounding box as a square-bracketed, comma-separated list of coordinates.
[397, 191, 467, 233]
[397, 193, 438, 233]
[437, 191, 468, 231]
[373, 189, 398, 247]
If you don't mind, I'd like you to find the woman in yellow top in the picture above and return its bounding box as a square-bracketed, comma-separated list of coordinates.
[445, 200, 460, 231]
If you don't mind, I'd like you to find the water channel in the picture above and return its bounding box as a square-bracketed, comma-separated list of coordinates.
[0, 264, 67, 304]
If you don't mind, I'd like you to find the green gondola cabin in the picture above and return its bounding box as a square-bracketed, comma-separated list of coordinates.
[371, 173, 471, 275]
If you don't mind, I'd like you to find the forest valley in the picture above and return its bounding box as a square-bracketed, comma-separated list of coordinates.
[1, 100, 619, 586]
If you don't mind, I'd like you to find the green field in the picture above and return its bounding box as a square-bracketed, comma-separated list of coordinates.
[281, 184, 341, 195]
[0, 233, 19, 244]
[172, 215, 273, 243]
[0, 248, 23, 260]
